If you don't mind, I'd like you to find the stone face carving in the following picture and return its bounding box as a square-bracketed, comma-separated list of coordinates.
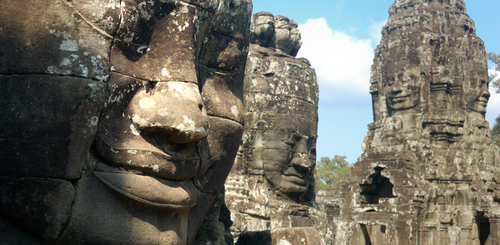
[239, 12, 317, 203]
[333, 1, 500, 244]
[225, 12, 328, 244]
[0, 0, 252, 244]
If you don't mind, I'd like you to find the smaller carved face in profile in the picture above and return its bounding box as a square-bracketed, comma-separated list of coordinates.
[250, 124, 315, 200]
[386, 69, 420, 114]
[465, 79, 490, 116]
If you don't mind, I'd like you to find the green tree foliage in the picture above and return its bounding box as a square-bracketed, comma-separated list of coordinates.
[315, 156, 349, 191]
[492, 115, 500, 148]
[488, 52, 500, 92]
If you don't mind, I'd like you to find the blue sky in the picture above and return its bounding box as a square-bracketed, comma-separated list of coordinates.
[251, 0, 500, 164]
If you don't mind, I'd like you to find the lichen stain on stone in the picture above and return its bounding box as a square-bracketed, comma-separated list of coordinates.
[59, 38, 79, 51]
[90, 116, 99, 126]
[177, 115, 208, 139]
[161, 68, 171, 78]
[130, 124, 141, 136]
[158, 108, 168, 117]
[168, 83, 202, 104]
[277, 239, 292, 245]
[138, 97, 156, 109]
[230, 105, 239, 118]
[131, 114, 149, 128]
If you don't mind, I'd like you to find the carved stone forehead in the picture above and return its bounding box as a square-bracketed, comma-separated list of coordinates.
[253, 12, 275, 25]
[274, 15, 290, 25]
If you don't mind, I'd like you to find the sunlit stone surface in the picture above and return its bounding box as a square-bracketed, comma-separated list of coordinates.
[0, 0, 252, 244]
[332, 1, 500, 244]
[223, 12, 329, 244]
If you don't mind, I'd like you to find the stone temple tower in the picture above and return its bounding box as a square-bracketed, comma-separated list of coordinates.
[333, 0, 500, 244]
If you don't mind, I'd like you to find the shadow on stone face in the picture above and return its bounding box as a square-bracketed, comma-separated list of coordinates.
[0, 0, 253, 244]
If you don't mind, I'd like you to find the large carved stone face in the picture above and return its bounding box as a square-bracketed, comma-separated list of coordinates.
[385, 67, 420, 114]
[0, 0, 251, 244]
[249, 115, 316, 200]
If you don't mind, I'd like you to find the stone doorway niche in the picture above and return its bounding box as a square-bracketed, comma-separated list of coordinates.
[477, 212, 491, 245]
[352, 224, 387, 245]
[359, 167, 396, 204]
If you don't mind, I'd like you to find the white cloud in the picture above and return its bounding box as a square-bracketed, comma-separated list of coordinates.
[369, 19, 388, 46]
[297, 18, 375, 107]
[486, 68, 500, 126]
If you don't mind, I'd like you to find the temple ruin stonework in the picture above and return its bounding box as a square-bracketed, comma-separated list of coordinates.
[222, 11, 327, 243]
[333, 0, 500, 244]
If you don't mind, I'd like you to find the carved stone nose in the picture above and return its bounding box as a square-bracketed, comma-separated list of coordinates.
[290, 153, 312, 169]
[128, 82, 209, 144]
[390, 81, 404, 92]
[482, 89, 490, 100]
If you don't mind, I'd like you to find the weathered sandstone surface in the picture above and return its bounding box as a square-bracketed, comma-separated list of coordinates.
[0, 0, 252, 244]
[332, 0, 500, 244]
[224, 12, 329, 244]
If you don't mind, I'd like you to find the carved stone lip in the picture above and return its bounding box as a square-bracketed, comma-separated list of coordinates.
[391, 95, 410, 102]
[283, 166, 308, 181]
[476, 97, 488, 104]
[282, 174, 307, 185]
[93, 171, 200, 209]
[96, 135, 207, 180]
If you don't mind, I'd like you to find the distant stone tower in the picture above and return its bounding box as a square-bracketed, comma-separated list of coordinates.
[333, 0, 500, 244]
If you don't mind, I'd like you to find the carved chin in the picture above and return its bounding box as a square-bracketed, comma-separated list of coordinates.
[279, 175, 308, 194]
[389, 98, 419, 111]
[475, 105, 487, 112]
[466, 98, 488, 114]
[474, 100, 488, 113]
